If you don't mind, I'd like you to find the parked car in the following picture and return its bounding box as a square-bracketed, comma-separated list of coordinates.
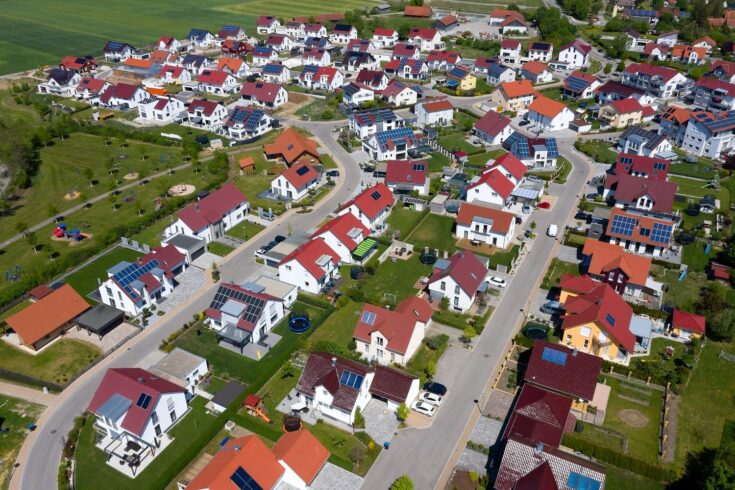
[489, 276, 507, 288]
[326, 170, 340, 177]
[522, 204, 532, 214]
[575, 211, 591, 221]
[420, 391, 443, 406]
[519, 120, 530, 126]
[423, 381, 447, 396]
[547, 224, 558, 237]
[412, 400, 436, 417]
[538, 201, 551, 209]
[262, 211, 275, 221]
[274, 235, 287, 243]
[541, 301, 564, 315]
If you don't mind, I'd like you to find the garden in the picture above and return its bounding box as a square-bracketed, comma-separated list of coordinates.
[0, 395, 44, 489]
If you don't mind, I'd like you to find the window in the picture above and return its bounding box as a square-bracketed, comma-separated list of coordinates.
[151, 412, 159, 425]
[154, 424, 162, 437]
[170, 409, 177, 423]
[391, 352, 395, 362]
[440, 281, 446, 291]
[454, 296, 459, 306]
[454, 285, 460, 294]
[377, 337, 384, 346]
[583, 339, 589, 348]
[377, 349, 383, 358]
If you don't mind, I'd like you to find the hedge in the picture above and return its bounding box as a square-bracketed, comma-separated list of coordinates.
[295, 293, 333, 310]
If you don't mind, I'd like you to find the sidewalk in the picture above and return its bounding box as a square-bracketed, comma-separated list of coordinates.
[0, 381, 57, 406]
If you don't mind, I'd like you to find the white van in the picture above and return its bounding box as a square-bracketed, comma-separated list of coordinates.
[547, 224, 558, 237]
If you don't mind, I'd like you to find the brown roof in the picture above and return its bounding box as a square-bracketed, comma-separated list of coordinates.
[263, 128, 320, 165]
[524, 340, 602, 401]
[6, 284, 89, 346]
[27, 285, 54, 300]
[239, 156, 255, 169]
[404, 5, 433, 17]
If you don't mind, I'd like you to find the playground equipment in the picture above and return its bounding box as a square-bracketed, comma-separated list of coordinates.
[420, 249, 438, 265]
[282, 415, 302, 433]
[288, 312, 311, 334]
[53, 223, 85, 241]
[243, 395, 271, 423]
[5, 265, 22, 282]
[123, 191, 136, 203]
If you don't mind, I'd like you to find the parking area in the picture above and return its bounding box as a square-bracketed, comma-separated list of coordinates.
[310, 462, 364, 490]
[362, 399, 400, 446]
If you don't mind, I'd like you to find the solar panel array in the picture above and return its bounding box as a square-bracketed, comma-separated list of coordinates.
[567, 471, 601, 490]
[702, 111, 735, 133]
[541, 347, 567, 366]
[487, 64, 508, 79]
[610, 214, 637, 236]
[210, 285, 266, 326]
[112, 260, 160, 301]
[230, 467, 263, 490]
[136, 393, 152, 409]
[651, 222, 673, 243]
[565, 75, 591, 93]
[105, 41, 130, 52]
[376, 127, 416, 151]
[262, 63, 284, 75]
[229, 107, 264, 130]
[254, 46, 272, 56]
[413, 162, 425, 171]
[361, 310, 376, 325]
[354, 108, 396, 126]
[339, 370, 364, 389]
[544, 138, 559, 157]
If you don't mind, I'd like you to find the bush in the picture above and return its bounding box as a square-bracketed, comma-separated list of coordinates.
[391, 475, 414, 490]
[424, 334, 449, 351]
[396, 402, 410, 421]
[354, 407, 365, 429]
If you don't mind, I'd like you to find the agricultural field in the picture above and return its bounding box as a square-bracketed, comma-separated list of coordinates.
[0, 0, 377, 74]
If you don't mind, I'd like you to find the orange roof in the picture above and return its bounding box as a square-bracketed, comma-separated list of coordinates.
[500, 80, 537, 99]
[124, 58, 153, 69]
[186, 436, 284, 490]
[660, 106, 692, 125]
[581, 239, 651, 287]
[263, 128, 320, 165]
[217, 57, 243, 73]
[694, 36, 716, 47]
[522, 60, 548, 75]
[456, 202, 515, 234]
[239, 156, 255, 169]
[272, 430, 330, 485]
[6, 284, 89, 346]
[404, 5, 433, 16]
[528, 94, 568, 119]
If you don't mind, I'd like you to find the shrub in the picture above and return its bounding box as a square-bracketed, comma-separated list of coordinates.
[396, 403, 410, 421]
[354, 407, 365, 429]
[424, 334, 449, 351]
[391, 475, 414, 490]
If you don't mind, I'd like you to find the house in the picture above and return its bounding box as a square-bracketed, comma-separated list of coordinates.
[473, 111, 512, 145]
[385, 160, 430, 195]
[303, 36, 332, 51]
[485, 152, 527, 185]
[408, 28, 445, 52]
[499, 39, 522, 65]
[336, 183, 395, 231]
[240, 81, 288, 108]
[671, 309, 705, 340]
[252, 46, 279, 66]
[656, 30, 679, 47]
[404, 5, 433, 17]
[297, 65, 344, 91]
[282, 21, 305, 39]
[218, 25, 246, 40]
[225, 106, 273, 141]
[271, 160, 320, 201]
[347, 38, 376, 54]
[562, 70, 600, 99]
[681, 110, 735, 158]
[372, 27, 398, 48]
[708, 59, 735, 83]
[392, 43, 421, 60]
[385, 58, 428, 81]
[625, 28, 650, 51]
[524, 340, 602, 413]
[185, 99, 228, 130]
[150, 348, 208, 396]
[581, 238, 654, 298]
[38, 68, 82, 96]
[657, 106, 693, 147]
[455, 202, 516, 248]
[486, 62, 516, 85]
[261, 62, 292, 84]
[342, 82, 375, 106]
[465, 166, 515, 206]
[349, 107, 403, 139]
[98, 83, 150, 109]
[491, 80, 537, 112]
[330, 24, 358, 45]
[356, 69, 388, 91]
[525, 94, 575, 132]
[103, 41, 135, 62]
[693, 36, 717, 54]
[137, 96, 185, 123]
[304, 23, 328, 38]
[266, 34, 293, 52]
[503, 131, 559, 168]
[164, 183, 249, 243]
[301, 47, 330, 67]
[216, 57, 249, 78]
[294, 352, 420, 424]
[691, 77, 735, 111]
[75, 77, 110, 100]
[426, 50, 462, 72]
[197, 70, 240, 95]
[671, 44, 707, 65]
[5, 284, 89, 351]
[278, 238, 340, 294]
[427, 251, 489, 312]
[490, 9, 529, 35]
[186, 29, 215, 47]
[603, 173, 677, 214]
[311, 213, 370, 265]
[221, 39, 253, 58]
[643, 43, 670, 61]
[87, 368, 187, 466]
[606, 207, 675, 256]
[204, 282, 285, 353]
[256, 16, 281, 34]
[520, 61, 552, 84]
[618, 126, 672, 157]
[594, 80, 654, 105]
[58, 55, 97, 73]
[621, 63, 690, 98]
[528, 42, 554, 62]
[502, 383, 575, 448]
[181, 54, 211, 74]
[159, 65, 192, 85]
[342, 51, 379, 73]
[354, 296, 433, 366]
[264, 128, 320, 166]
[98, 245, 186, 317]
[598, 98, 645, 128]
[416, 98, 454, 128]
[612, 153, 670, 180]
[446, 66, 476, 92]
[362, 126, 418, 161]
[557, 39, 591, 69]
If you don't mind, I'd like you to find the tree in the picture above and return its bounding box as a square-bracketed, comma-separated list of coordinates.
[463, 326, 477, 342]
[46, 242, 56, 261]
[396, 403, 410, 421]
[82, 167, 94, 187]
[425, 360, 436, 379]
[708, 308, 735, 341]
[349, 444, 366, 466]
[353, 407, 365, 429]
[603, 64, 612, 75]
[698, 284, 725, 315]
[26, 231, 38, 252]
[390, 475, 414, 490]
[15, 221, 28, 237]
[617, 60, 626, 72]
[529, 220, 537, 230]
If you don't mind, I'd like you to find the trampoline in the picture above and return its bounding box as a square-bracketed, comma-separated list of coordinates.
[288, 312, 311, 333]
[283, 415, 303, 432]
[420, 252, 437, 265]
[524, 324, 549, 340]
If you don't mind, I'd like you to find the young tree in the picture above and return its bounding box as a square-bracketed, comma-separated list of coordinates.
[390, 475, 414, 490]
[349, 444, 366, 466]
[82, 168, 94, 187]
[396, 403, 410, 421]
[15, 221, 28, 237]
[603, 64, 612, 75]
[26, 231, 38, 252]
[425, 360, 436, 379]
[463, 326, 477, 341]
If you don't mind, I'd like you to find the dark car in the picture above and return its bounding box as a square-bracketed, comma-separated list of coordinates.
[274, 235, 287, 243]
[326, 170, 340, 177]
[575, 211, 591, 221]
[266, 240, 278, 249]
[519, 120, 530, 126]
[423, 382, 447, 396]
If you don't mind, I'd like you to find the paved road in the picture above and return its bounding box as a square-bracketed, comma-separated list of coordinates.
[11, 120, 361, 490]
[361, 139, 593, 489]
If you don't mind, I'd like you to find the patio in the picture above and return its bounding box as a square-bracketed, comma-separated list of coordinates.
[95, 429, 174, 478]
[217, 330, 282, 361]
[275, 388, 354, 433]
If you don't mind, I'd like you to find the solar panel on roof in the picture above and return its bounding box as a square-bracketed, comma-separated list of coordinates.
[136, 393, 152, 409]
[230, 467, 263, 490]
[565, 76, 591, 93]
[606, 313, 616, 326]
[610, 214, 637, 236]
[567, 471, 601, 490]
[339, 370, 364, 389]
[413, 163, 425, 171]
[370, 191, 382, 200]
[651, 222, 672, 243]
[541, 347, 567, 366]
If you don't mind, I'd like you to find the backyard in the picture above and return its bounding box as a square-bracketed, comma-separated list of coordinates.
[0, 338, 100, 386]
[225, 220, 265, 241]
[342, 254, 432, 307]
[652, 267, 706, 311]
[540, 258, 580, 290]
[386, 207, 428, 240]
[63, 246, 143, 297]
[438, 132, 480, 155]
[231, 149, 288, 214]
[575, 140, 618, 164]
[404, 213, 457, 253]
[0, 395, 44, 490]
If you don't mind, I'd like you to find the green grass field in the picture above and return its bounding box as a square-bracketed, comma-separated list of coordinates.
[404, 213, 457, 253]
[0, 338, 100, 385]
[63, 246, 143, 297]
[0, 395, 44, 490]
[0, 0, 377, 74]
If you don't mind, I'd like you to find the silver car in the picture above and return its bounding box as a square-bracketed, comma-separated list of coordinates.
[411, 400, 436, 417]
[420, 391, 443, 406]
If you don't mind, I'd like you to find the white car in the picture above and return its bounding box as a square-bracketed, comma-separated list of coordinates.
[547, 224, 558, 237]
[411, 400, 436, 417]
[489, 276, 507, 289]
[420, 391, 443, 406]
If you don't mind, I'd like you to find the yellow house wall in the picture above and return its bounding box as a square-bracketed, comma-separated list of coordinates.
[563, 321, 621, 359]
[672, 327, 702, 339]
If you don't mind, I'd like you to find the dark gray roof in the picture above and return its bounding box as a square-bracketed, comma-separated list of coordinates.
[75, 304, 125, 333]
[164, 233, 206, 252]
[212, 380, 245, 409]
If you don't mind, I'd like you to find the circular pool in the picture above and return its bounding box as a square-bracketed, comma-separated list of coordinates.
[524, 325, 549, 340]
[420, 253, 437, 265]
[289, 313, 311, 333]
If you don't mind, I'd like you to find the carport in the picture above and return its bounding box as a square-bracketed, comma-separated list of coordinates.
[74, 304, 125, 340]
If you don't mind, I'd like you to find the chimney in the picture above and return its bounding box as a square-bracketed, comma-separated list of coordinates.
[331, 357, 337, 367]
[572, 348, 578, 357]
[138, 377, 145, 383]
[534, 442, 544, 456]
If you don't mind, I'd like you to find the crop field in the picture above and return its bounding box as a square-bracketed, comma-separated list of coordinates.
[0, 0, 378, 74]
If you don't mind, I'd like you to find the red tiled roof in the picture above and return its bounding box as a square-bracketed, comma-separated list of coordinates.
[27, 284, 54, 300]
[409, 27, 438, 40]
[524, 340, 602, 401]
[427, 50, 461, 64]
[87, 368, 184, 436]
[6, 285, 89, 346]
[672, 309, 705, 334]
[711, 262, 731, 281]
[514, 461, 559, 490]
[278, 160, 318, 189]
[710, 59, 735, 77]
[279, 238, 339, 281]
[605, 208, 675, 247]
[559, 273, 596, 295]
[522, 60, 548, 76]
[437, 14, 457, 26]
[502, 383, 574, 448]
[340, 183, 395, 220]
[488, 153, 527, 181]
[373, 27, 396, 37]
[263, 128, 320, 165]
[240, 81, 284, 104]
[501, 38, 521, 50]
[474, 111, 511, 138]
[312, 213, 369, 251]
[404, 5, 433, 17]
[604, 173, 676, 213]
[99, 82, 140, 103]
[197, 70, 231, 86]
[429, 250, 487, 297]
[297, 352, 370, 411]
[177, 183, 247, 232]
[582, 239, 651, 287]
[695, 77, 735, 96]
[161, 64, 185, 78]
[613, 153, 669, 180]
[456, 202, 515, 235]
[353, 297, 428, 354]
[76, 77, 108, 94]
[369, 365, 418, 403]
[466, 168, 515, 199]
[561, 39, 591, 55]
[609, 97, 643, 114]
[528, 95, 568, 119]
[272, 430, 330, 485]
[385, 159, 428, 186]
[188, 98, 222, 117]
[392, 43, 418, 57]
[256, 15, 277, 27]
[623, 63, 680, 82]
[644, 43, 669, 56]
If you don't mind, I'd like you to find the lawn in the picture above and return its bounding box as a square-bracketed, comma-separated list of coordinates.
[0, 299, 32, 323]
[0, 338, 100, 386]
[575, 140, 618, 164]
[0, 0, 375, 74]
[669, 175, 719, 200]
[438, 132, 478, 154]
[231, 149, 288, 214]
[0, 395, 44, 490]
[428, 152, 450, 173]
[652, 267, 706, 311]
[207, 242, 235, 257]
[294, 98, 342, 121]
[681, 241, 713, 273]
[467, 149, 506, 168]
[226, 220, 265, 241]
[63, 246, 143, 297]
[386, 207, 428, 240]
[404, 213, 457, 253]
[669, 162, 714, 180]
[540, 258, 580, 290]
[308, 300, 362, 350]
[342, 255, 433, 307]
[129, 215, 174, 247]
[604, 464, 666, 490]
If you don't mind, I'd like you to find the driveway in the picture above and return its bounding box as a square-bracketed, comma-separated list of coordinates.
[362, 399, 399, 446]
[309, 462, 363, 490]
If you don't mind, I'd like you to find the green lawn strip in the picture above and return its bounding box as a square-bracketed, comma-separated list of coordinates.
[669, 162, 713, 180]
[604, 464, 666, 490]
[575, 140, 618, 164]
[404, 213, 457, 253]
[0, 395, 44, 489]
[669, 175, 715, 199]
[467, 149, 506, 167]
[651, 268, 706, 311]
[129, 216, 172, 247]
[226, 220, 265, 241]
[405, 342, 448, 384]
[681, 242, 712, 273]
[63, 247, 143, 297]
[0, 338, 100, 385]
[207, 241, 235, 257]
[386, 207, 428, 240]
[0, 298, 33, 322]
[319, 153, 338, 169]
[231, 149, 288, 214]
[540, 258, 580, 290]
[437, 133, 479, 154]
[485, 245, 521, 269]
[428, 152, 450, 173]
